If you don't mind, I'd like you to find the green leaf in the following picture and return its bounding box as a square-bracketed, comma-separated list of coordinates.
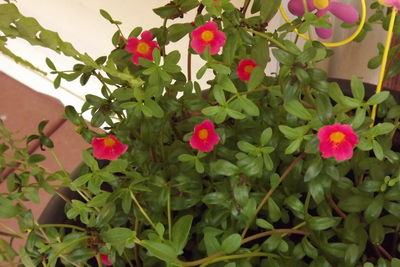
[367, 91, 390, 105]
[106, 159, 128, 173]
[213, 86, 226, 105]
[221, 234, 241, 254]
[19, 248, 35, 267]
[99, 9, 114, 23]
[272, 49, 295, 65]
[350, 76, 365, 100]
[285, 138, 302, 154]
[209, 63, 231, 75]
[145, 99, 164, 118]
[309, 179, 325, 204]
[268, 198, 281, 222]
[297, 47, 317, 63]
[344, 244, 360, 266]
[238, 96, 260, 116]
[45, 57, 56, 70]
[256, 219, 274, 230]
[82, 150, 98, 171]
[237, 141, 257, 153]
[219, 75, 237, 93]
[260, 127, 273, 146]
[352, 108, 366, 129]
[28, 154, 45, 164]
[204, 233, 221, 256]
[284, 100, 312, 120]
[172, 215, 193, 254]
[372, 140, 384, 161]
[370, 123, 395, 137]
[369, 220, 384, 244]
[364, 194, 384, 223]
[301, 237, 318, 259]
[263, 234, 282, 252]
[0, 196, 20, 218]
[101, 227, 135, 255]
[294, 68, 310, 84]
[260, 0, 281, 22]
[226, 108, 246, 120]
[141, 240, 179, 263]
[64, 105, 83, 126]
[202, 106, 221, 116]
[168, 23, 193, 42]
[247, 66, 265, 91]
[307, 216, 341, 231]
[304, 157, 323, 182]
[210, 160, 239, 176]
[338, 195, 371, 212]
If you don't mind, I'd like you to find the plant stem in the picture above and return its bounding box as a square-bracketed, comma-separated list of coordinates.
[326, 194, 346, 218]
[0, 221, 24, 239]
[124, 251, 134, 267]
[180, 227, 308, 266]
[35, 224, 86, 232]
[187, 40, 192, 81]
[167, 188, 172, 240]
[242, 228, 309, 244]
[200, 252, 277, 267]
[241, 154, 304, 238]
[130, 191, 157, 230]
[241, 0, 251, 15]
[370, 7, 397, 125]
[95, 254, 102, 267]
[244, 28, 289, 52]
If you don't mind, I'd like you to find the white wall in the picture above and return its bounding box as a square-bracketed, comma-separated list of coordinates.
[0, 0, 381, 115]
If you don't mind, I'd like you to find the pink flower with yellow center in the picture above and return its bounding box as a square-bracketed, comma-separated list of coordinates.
[125, 31, 159, 65]
[379, 0, 400, 9]
[317, 123, 358, 161]
[236, 59, 258, 82]
[190, 21, 226, 55]
[91, 135, 128, 161]
[100, 254, 112, 266]
[189, 120, 220, 152]
[288, 0, 359, 39]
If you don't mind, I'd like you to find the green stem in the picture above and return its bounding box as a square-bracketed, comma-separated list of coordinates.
[35, 224, 86, 232]
[244, 28, 289, 52]
[241, 154, 304, 238]
[130, 191, 157, 230]
[200, 252, 277, 267]
[95, 254, 102, 267]
[124, 251, 134, 267]
[0, 222, 24, 239]
[167, 188, 172, 240]
[227, 86, 278, 104]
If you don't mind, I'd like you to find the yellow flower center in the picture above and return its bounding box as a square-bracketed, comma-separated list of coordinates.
[198, 129, 209, 140]
[137, 42, 150, 54]
[244, 65, 254, 74]
[103, 137, 116, 147]
[329, 131, 345, 143]
[313, 0, 330, 9]
[201, 30, 214, 42]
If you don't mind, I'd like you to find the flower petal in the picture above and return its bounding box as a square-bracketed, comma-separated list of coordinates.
[329, 1, 359, 24]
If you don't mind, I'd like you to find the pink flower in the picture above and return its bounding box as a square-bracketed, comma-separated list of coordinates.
[379, 0, 400, 9]
[189, 120, 220, 152]
[125, 31, 159, 65]
[190, 21, 226, 55]
[288, 0, 359, 39]
[91, 135, 128, 161]
[100, 254, 112, 266]
[236, 59, 258, 82]
[317, 123, 358, 161]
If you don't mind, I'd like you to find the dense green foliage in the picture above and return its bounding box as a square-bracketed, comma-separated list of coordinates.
[1, 0, 400, 266]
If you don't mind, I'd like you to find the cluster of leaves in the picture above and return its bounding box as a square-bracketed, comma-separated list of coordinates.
[1, 1, 400, 267]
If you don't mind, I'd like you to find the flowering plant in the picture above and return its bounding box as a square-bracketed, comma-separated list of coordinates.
[1, 0, 400, 266]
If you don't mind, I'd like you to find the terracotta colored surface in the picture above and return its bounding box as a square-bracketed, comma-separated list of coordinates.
[0, 72, 89, 258]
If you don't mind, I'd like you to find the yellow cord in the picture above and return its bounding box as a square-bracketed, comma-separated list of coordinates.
[370, 7, 398, 124]
[279, 0, 367, 47]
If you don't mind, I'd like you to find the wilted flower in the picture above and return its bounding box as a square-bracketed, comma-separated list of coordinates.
[378, 0, 400, 9]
